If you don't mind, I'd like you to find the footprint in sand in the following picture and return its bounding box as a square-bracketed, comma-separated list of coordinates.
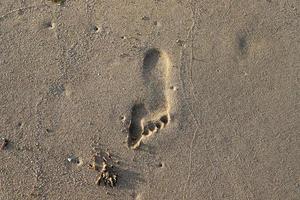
[128, 48, 172, 149]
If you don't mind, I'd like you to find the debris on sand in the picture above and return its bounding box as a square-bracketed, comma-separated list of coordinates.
[95, 160, 118, 187]
[89, 152, 118, 187]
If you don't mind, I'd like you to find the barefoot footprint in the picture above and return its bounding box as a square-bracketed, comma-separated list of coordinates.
[128, 48, 171, 149]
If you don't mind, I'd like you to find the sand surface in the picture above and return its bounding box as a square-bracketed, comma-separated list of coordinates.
[0, 0, 299, 199]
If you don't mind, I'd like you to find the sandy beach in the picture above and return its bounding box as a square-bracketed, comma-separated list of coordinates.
[0, 0, 299, 199]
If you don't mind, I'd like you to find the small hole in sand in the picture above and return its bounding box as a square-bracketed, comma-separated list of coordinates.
[158, 162, 164, 168]
[93, 25, 99, 32]
[120, 116, 126, 122]
[160, 115, 169, 124]
[44, 21, 55, 29]
[170, 86, 178, 91]
[67, 155, 82, 165]
[46, 129, 53, 133]
[17, 122, 23, 128]
[76, 158, 83, 166]
[49, 23, 54, 29]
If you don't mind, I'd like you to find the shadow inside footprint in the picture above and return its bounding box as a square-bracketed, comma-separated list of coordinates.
[142, 48, 167, 112]
[128, 103, 148, 147]
[142, 48, 160, 79]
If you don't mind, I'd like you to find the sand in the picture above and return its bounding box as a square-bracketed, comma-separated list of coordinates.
[0, 0, 299, 199]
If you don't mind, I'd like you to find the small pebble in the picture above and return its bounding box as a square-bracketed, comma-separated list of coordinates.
[120, 116, 126, 123]
[141, 16, 150, 20]
[176, 39, 184, 46]
[67, 155, 79, 164]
